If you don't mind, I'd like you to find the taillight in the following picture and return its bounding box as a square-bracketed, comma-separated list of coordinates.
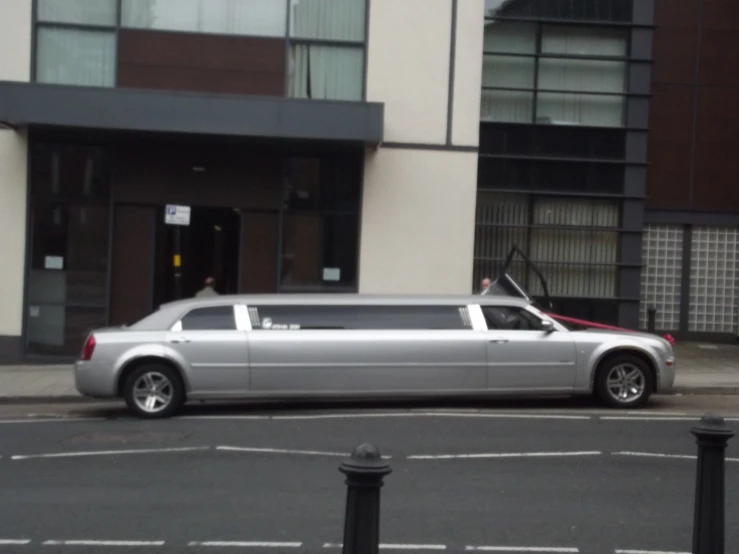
[81, 334, 96, 361]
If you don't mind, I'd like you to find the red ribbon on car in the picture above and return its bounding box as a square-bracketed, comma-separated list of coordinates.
[543, 313, 676, 346]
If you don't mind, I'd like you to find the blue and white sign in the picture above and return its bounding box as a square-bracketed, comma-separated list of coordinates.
[164, 204, 191, 226]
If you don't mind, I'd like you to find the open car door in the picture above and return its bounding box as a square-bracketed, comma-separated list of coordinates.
[481, 244, 553, 311]
[480, 245, 675, 344]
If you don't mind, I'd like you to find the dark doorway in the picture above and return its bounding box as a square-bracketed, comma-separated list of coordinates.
[154, 207, 241, 306]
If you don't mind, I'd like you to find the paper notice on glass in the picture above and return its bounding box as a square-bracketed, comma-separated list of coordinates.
[29, 306, 40, 318]
[323, 267, 341, 282]
[44, 256, 64, 270]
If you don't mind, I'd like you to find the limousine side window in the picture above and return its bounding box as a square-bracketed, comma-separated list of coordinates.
[249, 305, 472, 330]
[178, 306, 237, 331]
[482, 306, 544, 331]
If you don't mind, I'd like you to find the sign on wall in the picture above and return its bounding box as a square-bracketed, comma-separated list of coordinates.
[165, 205, 191, 226]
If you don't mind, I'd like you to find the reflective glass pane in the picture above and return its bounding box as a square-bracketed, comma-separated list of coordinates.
[37, 0, 117, 26]
[483, 22, 536, 54]
[541, 26, 628, 57]
[28, 203, 111, 306]
[536, 92, 625, 127]
[122, 0, 287, 37]
[483, 55, 535, 88]
[289, 45, 363, 101]
[538, 58, 626, 94]
[481, 89, 533, 123]
[25, 306, 106, 356]
[289, 0, 366, 41]
[36, 28, 116, 87]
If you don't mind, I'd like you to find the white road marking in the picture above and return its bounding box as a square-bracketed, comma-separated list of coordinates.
[179, 416, 270, 421]
[42, 540, 165, 546]
[188, 541, 302, 547]
[0, 418, 106, 425]
[271, 412, 590, 421]
[614, 451, 739, 462]
[465, 547, 578, 552]
[602, 416, 739, 422]
[216, 446, 349, 457]
[0, 540, 31, 545]
[615, 550, 690, 554]
[12, 446, 210, 461]
[323, 542, 446, 550]
[408, 451, 601, 460]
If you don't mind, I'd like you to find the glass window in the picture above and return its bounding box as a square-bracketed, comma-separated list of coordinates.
[482, 306, 544, 331]
[122, 0, 287, 37]
[31, 144, 112, 201]
[27, 203, 110, 306]
[536, 92, 624, 127]
[36, 28, 116, 87]
[289, 45, 364, 101]
[483, 22, 536, 54]
[26, 306, 107, 356]
[251, 305, 472, 330]
[538, 59, 626, 94]
[483, 55, 535, 89]
[180, 306, 236, 331]
[289, 0, 366, 42]
[280, 213, 358, 289]
[541, 26, 628, 57]
[486, 0, 632, 22]
[481, 89, 533, 123]
[284, 157, 361, 212]
[37, 0, 117, 26]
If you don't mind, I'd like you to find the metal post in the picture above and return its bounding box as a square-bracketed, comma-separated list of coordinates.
[691, 413, 734, 554]
[173, 225, 182, 300]
[339, 444, 392, 554]
[647, 306, 657, 333]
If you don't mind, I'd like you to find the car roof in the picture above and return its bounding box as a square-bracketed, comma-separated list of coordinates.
[158, 293, 533, 311]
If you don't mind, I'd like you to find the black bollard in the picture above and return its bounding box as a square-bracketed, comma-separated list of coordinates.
[691, 413, 735, 554]
[647, 307, 657, 333]
[339, 443, 392, 554]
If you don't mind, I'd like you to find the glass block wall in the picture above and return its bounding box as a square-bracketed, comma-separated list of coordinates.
[689, 227, 739, 333]
[640, 224, 683, 331]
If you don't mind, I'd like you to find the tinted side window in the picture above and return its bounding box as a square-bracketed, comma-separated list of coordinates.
[249, 305, 472, 330]
[180, 306, 236, 331]
[482, 306, 543, 331]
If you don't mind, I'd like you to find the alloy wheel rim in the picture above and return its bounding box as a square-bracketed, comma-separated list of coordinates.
[606, 363, 646, 403]
[133, 372, 174, 413]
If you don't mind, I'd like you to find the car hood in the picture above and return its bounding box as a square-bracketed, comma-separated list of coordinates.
[572, 328, 672, 349]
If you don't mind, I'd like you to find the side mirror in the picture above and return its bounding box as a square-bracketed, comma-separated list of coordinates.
[541, 320, 555, 333]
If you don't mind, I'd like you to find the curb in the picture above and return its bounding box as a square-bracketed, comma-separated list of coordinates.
[0, 387, 736, 405]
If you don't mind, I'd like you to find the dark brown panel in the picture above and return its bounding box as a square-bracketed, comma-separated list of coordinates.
[112, 140, 282, 211]
[651, 28, 698, 85]
[698, 30, 739, 86]
[692, 88, 739, 211]
[110, 205, 155, 326]
[239, 213, 278, 293]
[117, 29, 286, 96]
[702, 0, 739, 29]
[654, 0, 701, 28]
[646, 86, 694, 209]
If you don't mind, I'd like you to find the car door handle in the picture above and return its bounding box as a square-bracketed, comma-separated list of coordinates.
[169, 338, 191, 344]
[489, 338, 509, 344]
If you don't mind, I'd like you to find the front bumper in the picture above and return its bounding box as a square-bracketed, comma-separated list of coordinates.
[657, 356, 676, 393]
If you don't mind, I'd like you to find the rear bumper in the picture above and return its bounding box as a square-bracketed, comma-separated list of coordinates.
[74, 360, 117, 398]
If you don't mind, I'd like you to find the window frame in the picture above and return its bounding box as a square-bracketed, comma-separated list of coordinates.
[242, 304, 486, 332]
[170, 304, 242, 332]
[480, 20, 634, 128]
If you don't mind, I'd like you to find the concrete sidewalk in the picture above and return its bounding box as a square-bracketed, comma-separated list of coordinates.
[0, 341, 738, 402]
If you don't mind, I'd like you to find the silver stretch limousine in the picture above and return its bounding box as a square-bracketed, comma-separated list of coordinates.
[75, 294, 676, 418]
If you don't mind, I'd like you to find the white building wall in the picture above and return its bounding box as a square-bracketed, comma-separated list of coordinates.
[360, 0, 483, 293]
[359, 149, 478, 294]
[0, 0, 32, 348]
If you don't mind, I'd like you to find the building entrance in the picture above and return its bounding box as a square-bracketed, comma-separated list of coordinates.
[154, 207, 241, 306]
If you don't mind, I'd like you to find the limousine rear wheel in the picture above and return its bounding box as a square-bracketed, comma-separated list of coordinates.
[595, 354, 653, 409]
[123, 363, 185, 419]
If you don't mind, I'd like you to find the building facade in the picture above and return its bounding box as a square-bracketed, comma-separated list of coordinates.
[0, 0, 737, 364]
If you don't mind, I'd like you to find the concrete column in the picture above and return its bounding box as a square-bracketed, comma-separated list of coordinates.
[0, 0, 32, 362]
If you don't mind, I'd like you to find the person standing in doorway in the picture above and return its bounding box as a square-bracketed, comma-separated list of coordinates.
[479, 277, 491, 294]
[195, 276, 219, 297]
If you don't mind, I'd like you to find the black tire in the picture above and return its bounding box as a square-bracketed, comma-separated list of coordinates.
[594, 354, 654, 409]
[123, 363, 185, 419]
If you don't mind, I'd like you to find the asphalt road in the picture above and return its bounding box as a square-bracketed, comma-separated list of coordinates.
[0, 396, 738, 554]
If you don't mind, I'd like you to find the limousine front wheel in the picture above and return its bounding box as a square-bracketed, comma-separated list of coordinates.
[123, 364, 185, 419]
[595, 354, 653, 409]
